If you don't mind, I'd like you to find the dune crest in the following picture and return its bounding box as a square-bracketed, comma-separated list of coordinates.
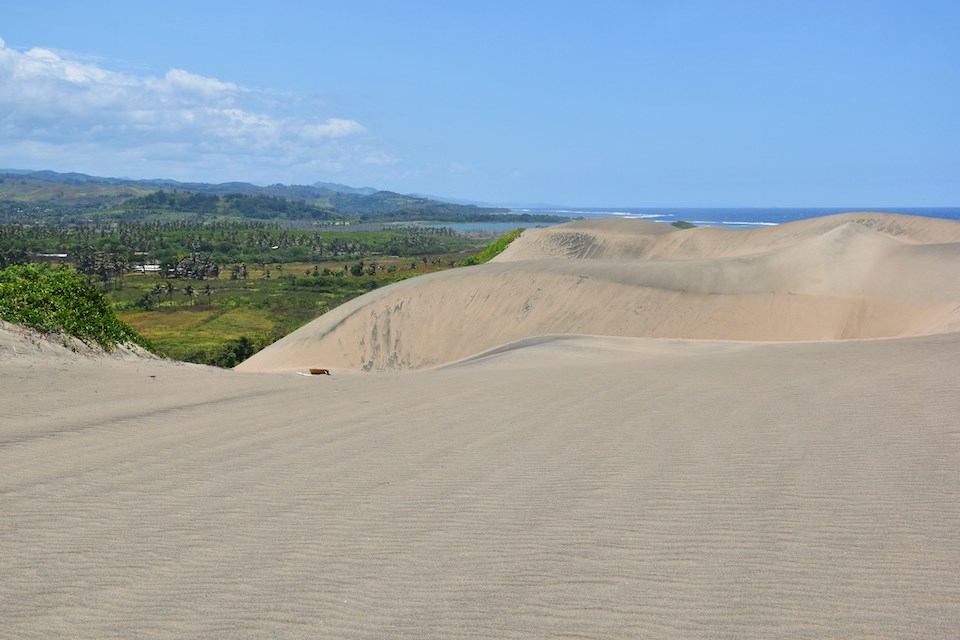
[237, 213, 960, 372]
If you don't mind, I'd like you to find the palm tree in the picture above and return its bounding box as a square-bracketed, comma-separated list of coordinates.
[183, 284, 196, 306]
[111, 253, 128, 290]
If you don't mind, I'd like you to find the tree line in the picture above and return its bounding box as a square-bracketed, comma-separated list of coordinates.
[0, 221, 470, 273]
[125, 191, 339, 221]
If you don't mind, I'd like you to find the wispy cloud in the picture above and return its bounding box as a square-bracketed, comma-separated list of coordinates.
[0, 36, 373, 182]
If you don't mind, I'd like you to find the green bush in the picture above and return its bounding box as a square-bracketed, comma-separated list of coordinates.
[0, 264, 153, 351]
[459, 228, 525, 266]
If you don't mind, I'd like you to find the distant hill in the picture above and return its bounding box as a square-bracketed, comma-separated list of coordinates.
[0, 171, 156, 207]
[312, 181, 378, 196]
[0, 169, 471, 205]
[0, 169, 568, 224]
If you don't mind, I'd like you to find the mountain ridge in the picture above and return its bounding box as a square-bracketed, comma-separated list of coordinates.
[0, 169, 579, 224]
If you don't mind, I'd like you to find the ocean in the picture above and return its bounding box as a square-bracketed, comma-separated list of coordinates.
[424, 207, 960, 235]
[518, 207, 960, 229]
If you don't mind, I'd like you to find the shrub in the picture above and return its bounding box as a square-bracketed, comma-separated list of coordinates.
[0, 264, 153, 351]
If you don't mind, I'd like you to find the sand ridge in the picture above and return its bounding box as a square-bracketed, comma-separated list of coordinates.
[238, 212, 960, 372]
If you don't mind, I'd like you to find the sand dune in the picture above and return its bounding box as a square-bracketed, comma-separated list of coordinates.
[3, 213, 960, 638]
[497, 212, 960, 261]
[2, 325, 959, 638]
[238, 213, 960, 372]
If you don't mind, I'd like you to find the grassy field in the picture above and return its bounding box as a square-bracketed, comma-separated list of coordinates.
[109, 253, 473, 363]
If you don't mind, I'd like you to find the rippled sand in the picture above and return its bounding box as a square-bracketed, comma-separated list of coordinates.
[3, 213, 959, 638]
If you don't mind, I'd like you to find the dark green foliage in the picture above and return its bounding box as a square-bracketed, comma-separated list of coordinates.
[122, 191, 338, 221]
[671, 220, 697, 229]
[133, 190, 220, 213]
[221, 193, 337, 220]
[0, 264, 153, 351]
[459, 228, 526, 266]
[192, 335, 257, 368]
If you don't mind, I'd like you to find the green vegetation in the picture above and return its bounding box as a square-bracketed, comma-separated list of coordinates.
[203, 336, 258, 368]
[0, 263, 152, 351]
[0, 220, 475, 273]
[106, 245, 474, 363]
[122, 191, 337, 221]
[108, 260, 441, 363]
[459, 228, 525, 266]
[671, 220, 697, 229]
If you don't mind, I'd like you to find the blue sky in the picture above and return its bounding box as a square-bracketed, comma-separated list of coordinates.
[1, 1, 957, 206]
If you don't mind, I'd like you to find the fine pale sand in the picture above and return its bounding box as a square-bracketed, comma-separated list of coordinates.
[237, 212, 960, 372]
[2, 213, 960, 638]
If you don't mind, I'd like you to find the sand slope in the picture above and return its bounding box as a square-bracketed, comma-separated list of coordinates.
[2, 326, 959, 638]
[238, 213, 960, 372]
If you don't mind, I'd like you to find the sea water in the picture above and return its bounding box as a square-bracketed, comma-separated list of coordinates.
[423, 207, 960, 235]
[519, 207, 960, 229]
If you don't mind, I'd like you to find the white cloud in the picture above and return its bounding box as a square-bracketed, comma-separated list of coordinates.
[0, 35, 372, 182]
[301, 118, 367, 140]
[152, 68, 239, 99]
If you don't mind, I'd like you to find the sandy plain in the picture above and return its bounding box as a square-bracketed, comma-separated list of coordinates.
[2, 213, 959, 638]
